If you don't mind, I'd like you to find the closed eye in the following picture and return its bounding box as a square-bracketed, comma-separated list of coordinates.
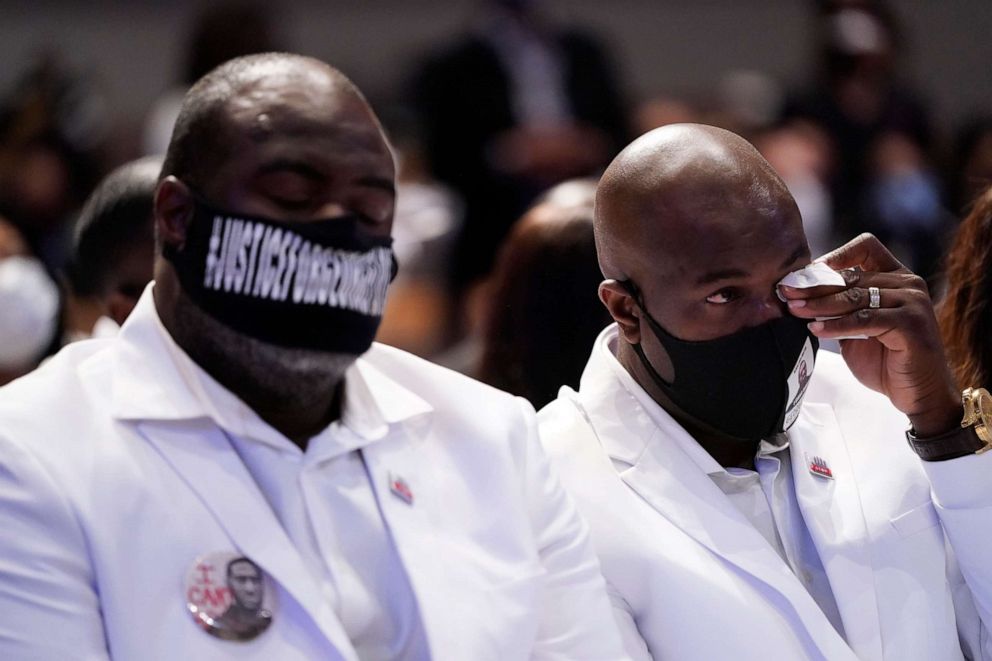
[256, 171, 320, 211]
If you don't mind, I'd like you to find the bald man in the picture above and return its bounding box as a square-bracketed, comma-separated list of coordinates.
[0, 54, 625, 660]
[539, 124, 992, 660]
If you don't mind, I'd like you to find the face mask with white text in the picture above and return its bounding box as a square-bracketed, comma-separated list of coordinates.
[163, 194, 396, 355]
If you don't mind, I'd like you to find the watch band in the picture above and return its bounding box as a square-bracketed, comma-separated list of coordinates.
[906, 424, 987, 461]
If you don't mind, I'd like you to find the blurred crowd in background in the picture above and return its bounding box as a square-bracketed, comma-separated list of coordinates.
[1, 0, 991, 408]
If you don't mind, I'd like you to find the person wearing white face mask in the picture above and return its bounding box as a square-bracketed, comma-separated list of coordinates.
[0, 253, 60, 385]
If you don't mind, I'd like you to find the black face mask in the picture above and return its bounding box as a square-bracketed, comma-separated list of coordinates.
[163, 195, 396, 355]
[622, 281, 818, 442]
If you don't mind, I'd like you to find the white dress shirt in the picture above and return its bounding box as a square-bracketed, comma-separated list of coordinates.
[601, 331, 846, 639]
[161, 325, 430, 660]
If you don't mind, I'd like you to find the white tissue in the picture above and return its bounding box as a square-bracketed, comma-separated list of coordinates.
[778, 262, 868, 340]
[778, 262, 846, 289]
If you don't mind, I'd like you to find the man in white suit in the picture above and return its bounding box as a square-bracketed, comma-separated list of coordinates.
[539, 123, 992, 660]
[0, 53, 626, 660]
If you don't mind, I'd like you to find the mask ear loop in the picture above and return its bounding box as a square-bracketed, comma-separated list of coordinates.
[618, 279, 677, 388]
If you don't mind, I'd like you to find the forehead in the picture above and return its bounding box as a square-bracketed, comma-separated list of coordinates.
[215, 71, 393, 177]
[631, 182, 806, 285]
[230, 562, 259, 577]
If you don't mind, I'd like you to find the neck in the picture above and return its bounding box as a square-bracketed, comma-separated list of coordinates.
[617, 341, 759, 470]
[236, 380, 344, 449]
[182, 338, 346, 449]
[156, 285, 350, 450]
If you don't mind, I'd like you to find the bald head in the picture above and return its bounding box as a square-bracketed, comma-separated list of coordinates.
[595, 123, 797, 281]
[161, 53, 380, 194]
[592, 124, 811, 451]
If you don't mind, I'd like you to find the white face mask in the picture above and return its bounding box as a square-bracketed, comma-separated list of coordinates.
[0, 256, 59, 370]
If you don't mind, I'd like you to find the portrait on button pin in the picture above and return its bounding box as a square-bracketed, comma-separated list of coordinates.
[185, 551, 274, 641]
[783, 338, 816, 429]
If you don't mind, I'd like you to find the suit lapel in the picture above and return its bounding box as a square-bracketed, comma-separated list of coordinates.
[360, 425, 463, 660]
[139, 419, 358, 660]
[578, 376, 857, 661]
[789, 402, 884, 661]
[619, 434, 856, 661]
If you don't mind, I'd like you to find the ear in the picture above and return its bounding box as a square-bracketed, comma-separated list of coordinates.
[155, 176, 194, 249]
[599, 279, 641, 345]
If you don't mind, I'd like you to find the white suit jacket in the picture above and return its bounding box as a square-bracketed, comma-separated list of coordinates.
[0, 290, 626, 660]
[539, 325, 992, 661]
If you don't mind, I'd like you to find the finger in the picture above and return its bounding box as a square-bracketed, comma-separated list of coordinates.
[815, 233, 908, 274]
[778, 267, 859, 300]
[779, 269, 926, 301]
[779, 283, 847, 301]
[787, 285, 925, 319]
[782, 272, 928, 310]
[806, 307, 924, 349]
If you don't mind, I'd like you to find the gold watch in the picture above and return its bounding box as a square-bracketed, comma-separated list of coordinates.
[961, 387, 992, 450]
[906, 387, 992, 460]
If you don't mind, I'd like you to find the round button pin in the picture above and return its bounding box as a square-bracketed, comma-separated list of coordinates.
[185, 552, 274, 641]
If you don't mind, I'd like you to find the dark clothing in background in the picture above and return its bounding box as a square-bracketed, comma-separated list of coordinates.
[784, 85, 933, 239]
[413, 30, 627, 288]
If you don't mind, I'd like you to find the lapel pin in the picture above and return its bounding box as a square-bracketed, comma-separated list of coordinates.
[389, 473, 414, 505]
[806, 454, 834, 479]
[185, 551, 274, 641]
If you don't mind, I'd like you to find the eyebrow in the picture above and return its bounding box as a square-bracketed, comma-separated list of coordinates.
[693, 243, 809, 286]
[695, 267, 749, 286]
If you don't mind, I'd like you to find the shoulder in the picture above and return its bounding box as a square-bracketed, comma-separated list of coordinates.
[537, 388, 613, 476]
[363, 345, 546, 495]
[0, 340, 115, 415]
[0, 339, 117, 452]
[364, 342, 529, 424]
[366, 342, 514, 397]
[537, 389, 588, 448]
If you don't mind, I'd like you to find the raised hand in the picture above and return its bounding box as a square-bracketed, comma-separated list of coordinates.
[780, 233, 960, 436]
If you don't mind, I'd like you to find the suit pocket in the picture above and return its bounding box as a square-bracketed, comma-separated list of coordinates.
[890, 502, 940, 537]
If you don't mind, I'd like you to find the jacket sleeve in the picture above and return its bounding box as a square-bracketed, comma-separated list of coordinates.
[607, 584, 652, 661]
[512, 397, 631, 660]
[0, 434, 110, 660]
[923, 452, 992, 660]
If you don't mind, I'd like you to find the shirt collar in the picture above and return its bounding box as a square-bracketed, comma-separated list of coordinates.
[110, 284, 432, 451]
[592, 324, 788, 478]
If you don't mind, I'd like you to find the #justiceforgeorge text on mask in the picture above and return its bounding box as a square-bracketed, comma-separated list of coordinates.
[622, 279, 818, 442]
[163, 194, 396, 355]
